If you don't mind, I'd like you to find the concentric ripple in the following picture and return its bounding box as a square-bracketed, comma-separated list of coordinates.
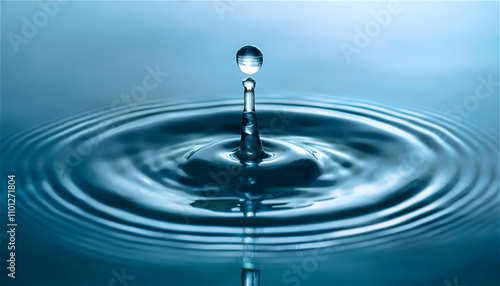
[2, 95, 498, 265]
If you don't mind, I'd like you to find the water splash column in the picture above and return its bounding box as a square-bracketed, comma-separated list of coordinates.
[238, 77, 266, 163]
[236, 45, 267, 163]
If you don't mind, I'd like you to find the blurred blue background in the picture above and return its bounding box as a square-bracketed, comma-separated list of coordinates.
[2, 1, 498, 131]
[1, 1, 499, 285]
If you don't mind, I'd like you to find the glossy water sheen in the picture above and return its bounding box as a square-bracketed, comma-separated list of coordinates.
[2, 96, 498, 268]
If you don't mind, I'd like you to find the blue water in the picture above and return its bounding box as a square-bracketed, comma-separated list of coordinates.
[1, 1, 499, 286]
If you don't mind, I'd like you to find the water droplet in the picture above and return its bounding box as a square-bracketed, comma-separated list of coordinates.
[237, 45, 263, 75]
[243, 77, 256, 90]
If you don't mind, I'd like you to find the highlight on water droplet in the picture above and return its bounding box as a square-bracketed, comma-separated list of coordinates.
[236, 45, 263, 75]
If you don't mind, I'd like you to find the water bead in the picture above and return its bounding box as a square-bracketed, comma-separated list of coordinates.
[243, 77, 256, 90]
[236, 45, 263, 75]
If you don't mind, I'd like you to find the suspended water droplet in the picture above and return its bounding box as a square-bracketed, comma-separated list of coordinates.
[237, 45, 263, 75]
